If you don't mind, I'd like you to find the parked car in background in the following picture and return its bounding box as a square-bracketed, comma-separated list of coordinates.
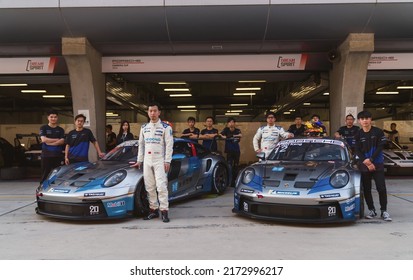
[233, 138, 363, 223]
[383, 139, 413, 175]
[36, 138, 230, 220]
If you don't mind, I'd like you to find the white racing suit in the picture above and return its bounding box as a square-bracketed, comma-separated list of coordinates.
[137, 119, 174, 211]
[253, 125, 290, 158]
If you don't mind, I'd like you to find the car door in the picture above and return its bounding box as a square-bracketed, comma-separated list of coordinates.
[168, 141, 201, 198]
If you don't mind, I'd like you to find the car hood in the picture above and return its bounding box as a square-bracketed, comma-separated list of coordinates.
[58, 161, 130, 180]
[257, 160, 346, 181]
[384, 149, 413, 159]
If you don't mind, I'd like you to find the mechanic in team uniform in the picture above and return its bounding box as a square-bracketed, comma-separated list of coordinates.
[253, 111, 293, 158]
[64, 114, 105, 164]
[220, 117, 242, 180]
[334, 114, 360, 152]
[39, 110, 65, 184]
[199, 116, 219, 152]
[131, 102, 174, 223]
[181, 116, 200, 143]
[287, 115, 307, 137]
[354, 110, 392, 221]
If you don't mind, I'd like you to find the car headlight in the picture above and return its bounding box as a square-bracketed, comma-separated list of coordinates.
[47, 167, 61, 180]
[103, 170, 127, 187]
[242, 168, 255, 184]
[330, 170, 349, 188]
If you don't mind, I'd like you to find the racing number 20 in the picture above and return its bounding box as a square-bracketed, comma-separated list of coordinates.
[328, 206, 336, 216]
[89, 205, 99, 215]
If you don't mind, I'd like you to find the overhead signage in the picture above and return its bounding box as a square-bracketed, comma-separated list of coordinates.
[102, 54, 308, 73]
[0, 57, 57, 74]
[368, 53, 413, 70]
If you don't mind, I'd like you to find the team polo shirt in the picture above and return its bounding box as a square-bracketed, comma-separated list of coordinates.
[201, 128, 218, 152]
[220, 127, 241, 153]
[182, 127, 200, 143]
[337, 125, 360, 149]
[65, 128, 96, 162]
[39, 124, 65, 158]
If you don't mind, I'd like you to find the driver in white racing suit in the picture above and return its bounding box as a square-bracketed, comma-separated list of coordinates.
[253, 111, 293, 159]
[131, 103, 173, 222]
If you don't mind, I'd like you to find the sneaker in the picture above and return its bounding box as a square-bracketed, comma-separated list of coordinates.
[143, 209, 159, 220]
[381, 211, 392, 222]
[365, 209, 377, 219]
[161, 210, 170, 223]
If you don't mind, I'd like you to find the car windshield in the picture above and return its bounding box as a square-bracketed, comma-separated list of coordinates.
[268, 140, 348, 162]
[102, 142, 138, 162]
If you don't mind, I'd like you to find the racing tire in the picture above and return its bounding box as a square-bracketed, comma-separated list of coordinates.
[133, 181, 150, 216]
[211, 163, 229, 194]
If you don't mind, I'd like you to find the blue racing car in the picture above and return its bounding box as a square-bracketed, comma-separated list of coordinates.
[36, 138, 230, 220]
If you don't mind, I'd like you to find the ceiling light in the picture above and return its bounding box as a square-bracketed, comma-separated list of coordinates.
[164, 88, 190, 92]
[169, 94, 192, 97]
[177, 105, 196, 108]
[21, 89, 46, 93]
[225, 112, 240, 116]
[180, 109, 197, 112]
[283, 111, 291, 114]
[158, 82, 186, 85]
[227, 110, 242, 113]
[233, 92, 256, 96]
[230, 103, 248, 106]
[235, 87, 261, 91]
[0, 83, 28, 87]
[238, 80, 266, 83]
[397, 86, 413, 89]
[323, 92, 330, 95]
[303, 102, 311, 105]
[376, 91, 399, 95]
[42, 95, 65, 98]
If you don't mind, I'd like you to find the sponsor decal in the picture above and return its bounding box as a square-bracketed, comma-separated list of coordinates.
[84, 192, 105, 197]
[195, 185, 203, 190]
[276, 191, 300, 195]
[50, 188, 70, 193]
[172, 181, 178, 192]
[240, 188, 254, 194]
[320, 193, 341, 198]
[106, 200, 126, 208]
[345, 203, 355, 212]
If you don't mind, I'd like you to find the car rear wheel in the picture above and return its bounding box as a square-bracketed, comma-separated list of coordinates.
[211, 163, 228, 194]
[133, 181, 149, 216]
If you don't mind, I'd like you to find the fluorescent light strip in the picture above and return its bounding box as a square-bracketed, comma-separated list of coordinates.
[303, 102, 311, 105]
[227, 110, 243, 113]
[164, 88, 190, 92]
[230, 103, 248, 106]
[106, 112, 119, 116]
[42, 95, 65, 98]
[158, 82, 186, 85]
[235, 87, 261, 91]
[170, 94, 192, 97]
[376, 91, 399, 95]
[0, 83, 28, 87]
[323, 92, 330, 96]
[177, 105, 196, 108]
[233, 92, 256, 96]
[225, 112, 240, 116]
[180, 109, 197, 112]
[238, 80, 266, 83]
[397, 86, 413, 89]
[21, 89, 46, 93]
[283, 112, 291, 114]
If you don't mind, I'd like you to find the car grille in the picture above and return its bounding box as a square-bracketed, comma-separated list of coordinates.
[37, 200, 107, 219]
[294, 181, 315, 189]
[240, 197, 342, 221]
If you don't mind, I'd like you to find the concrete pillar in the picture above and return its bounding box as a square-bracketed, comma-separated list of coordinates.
[62, 37, 106, 161]
[329, 33, 374, 134]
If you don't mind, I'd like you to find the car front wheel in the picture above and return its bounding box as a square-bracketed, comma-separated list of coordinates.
[211, 163, 228, 194]
[133, 181, 149, 216]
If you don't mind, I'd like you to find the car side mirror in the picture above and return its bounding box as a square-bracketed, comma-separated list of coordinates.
[256, 152, 266, 161]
